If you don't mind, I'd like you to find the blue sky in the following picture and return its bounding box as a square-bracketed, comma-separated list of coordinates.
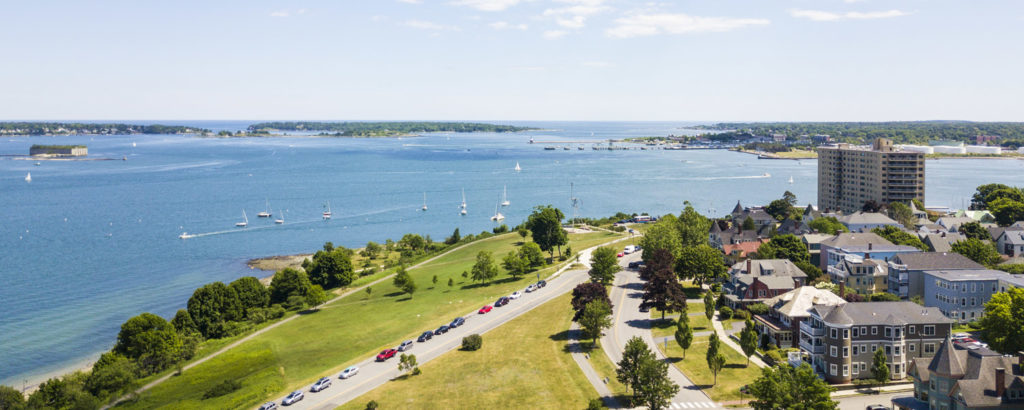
[1, 0, 1022, 121]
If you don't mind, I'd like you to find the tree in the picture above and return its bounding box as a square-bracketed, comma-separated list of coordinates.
[366, 400, 380, 410]
[84, 352, 138, 398]
[951, 238, 1002, 267]
[519, 242, 546, 268]
[0, 385, 25, 409]
[517, 226, 529, 241]
[979, 288, 1024, 354]
[704, 291, 715, 321]
[985, 187, 1024, 206]
[794, 260, 823, 282]
[640, 215, 683, 264]
[447, 278, 454, 288]
[113, 312, 183, 373]
[589, 246, 621, 285]
[748, 363, 837, 410]
[363, 241, 382, 259]
[756, 234, 810, 263]
[676, 244, 727, 287]
[398, 353, 418, 375]
[766, 199, 794, 221]
[269, 268, 312, 305]
[678, 202, 712, 247]
[808, 216, 848, 235]
[739, 318, 758, 366]
[502, 251, 529, 279]
[972, 183, 1014, 209]
[445, 228, 461, 245]
[706, 332, 726, 385]
[230, 276, 269, 313]
[432, 275, 438, 286]
[989, 197, 1024, 226]
[616, 336, 654, 397]
[305, 285, 328, 309]
[571, 282, 612, 321]
[888, 202, 916, 228]
[526, 205, 568, 258]
[871, 226, 928, 251]
[634, 356, 679, 410]
[170, 309, 198, 335]
[862, 200, 884, 213]
[742, 216, 756, 231]
[643, 250, 687, 320]
[392, 266, 417, 297]
[959, 221, 990, 241]
[471, 251, 499, 284]
[305, 245, 356, 289]
[871, 347, 890, 390]
[675, 316, 693, 359]
[869, 292, 901, 302]
[579, 299, 612, 346]
[187, 282, 243, 339]
[461, 334, 483, 351]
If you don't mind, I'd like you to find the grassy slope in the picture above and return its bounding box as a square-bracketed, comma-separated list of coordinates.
[123, 231, 620, 409]
[338, 293, 596, 409]
[656, 333, 761, 403]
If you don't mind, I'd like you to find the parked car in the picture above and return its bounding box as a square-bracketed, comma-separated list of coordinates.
[417, 331, 434, 342]
[339, 366, 359, 379]
[435, 324, 450, 335]
[398, 340, 414, 351]
[617, 252, 624, 257]
[952, 333, 970, 341]
[624, 245, 637, 254]
[376, 348, 397, 361]
[865, 405, 889, 410]
[258, 402, 278, 410]
[525, 284, 537, 293]
[282, 391, 304, 406]
[495, 296, 510, 307]
[627, 261, 644, 270]
[639, 303, 650, 313]
[310, 377, 331, 392]
[509, 291, 522, 300]
[479, 305, 493, 314]
[537, 280, 547, 288]
[450, 317, 466, 328]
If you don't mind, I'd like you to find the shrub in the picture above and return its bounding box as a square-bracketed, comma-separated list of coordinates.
[611, 225, 626, 232]
[366, 400, 379, 410]
[461, 334, 483, 351]
[412, 367, 422, 376]
[267, 304, 286, 319]
[763, 350, 783, 366]
[284, 295, 307, 311]
[492, 224, 509, 234]
[587, 398, 606, 409]
[733, 309, 750, 320]
[710, 283, 722, 293]
[747, 303, 770, 315]
[719, 306, 733, 320]
[202, 379, 242, 399]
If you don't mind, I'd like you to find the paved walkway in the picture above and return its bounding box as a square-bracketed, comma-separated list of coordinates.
[711, 312, 767, 368]
[568, 322, 621, 409]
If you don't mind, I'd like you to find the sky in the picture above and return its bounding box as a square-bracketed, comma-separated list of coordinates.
[1, 0, 1022, 121]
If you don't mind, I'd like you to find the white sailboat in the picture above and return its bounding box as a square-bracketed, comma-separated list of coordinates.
[500, 185, 510, 207]
[421, 192, 428, 211]
[514, 162, 521, 172]
[236, 210, 249, 227]
[323, 201, 332, 220]
[788, 175, 794, 184]
[25, 172, 31, 182]
[257, 199, 272, 218]
[460, 189, 467, 215]
[490, 203, 505, 221]
[275, 210, 284, 224]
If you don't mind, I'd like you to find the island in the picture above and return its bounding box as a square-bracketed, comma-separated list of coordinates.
[30, 144, 87, 157]
[247, 121, 536, 137]
[0, 122, 209, 136]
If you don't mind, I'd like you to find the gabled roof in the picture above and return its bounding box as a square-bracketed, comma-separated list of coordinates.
[814, 302, 950, 326]
[722, 241, 761, 258]
[803, 204, 821, 219]
[732, 200, 744, 214]
[999, 230, 1024, 245]
[766, 286, 846, 318]
[730, 259, 808, 279]
[838, 212, 900, 227]
[820, 232, 893, 248]
[988, 225, 1024, 242]
[921, 233, 965, 253]
[892, 252, 984, 271]
[937, 216, 975, 231]
[928, 336, 965, 378]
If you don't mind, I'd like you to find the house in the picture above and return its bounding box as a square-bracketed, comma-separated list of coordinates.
[901, 337, 1024, 410]
[730, 201, 776, 227]
[709, 222, 765, 251]
[827, 254, 889, 295]
[909, 201, 928, 220]
[721, 241, 765, 259]
[923, 269, 1024, 323]
[777, 218, 812, 236]
[996, 230, 1024, 257]
[801, 302, 953, 384]
[954, 209, 997, 224]
[724, 259, 808, 308]
[802, 204, 822, 223]
[802, 233, 833, 267]
[838, 212, 903, 232]
[887, 253, 985, 300]
[919, 232, 965, 253]
[819, 232, 920, 272]
[754, 286, 846, 349]
[936, 216, 977, 233]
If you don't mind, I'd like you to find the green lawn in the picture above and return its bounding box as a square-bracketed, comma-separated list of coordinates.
[657, 335, 762, 403]
[338, 293, 597, 409]
[580, 344, 630, 400]
[651, 312, 712, 337]
[121, 231, 621, 409]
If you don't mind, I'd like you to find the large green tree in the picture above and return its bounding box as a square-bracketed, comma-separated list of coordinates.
[888, 202, 916, 228]
[748, 363, 837, 410]
[972, 183, 1014, 209]
[951, 238, 1002, 267]
[958, 221, 990, 241]
[84, 352, 138, 398]
[989, 197, 1024, 226]
[571, 282, 612, 321]
[676, 244, 727, 286]
[518, 242, 546, 268]
[113, 313, 183, 373]
[677, 202, 712, 247]
[675, 315, 694, 359]
[589, 246, 621, 285]
[979, 288, 1024, 354]
[392, 266, 417, 297]
[643, 249, 687, 320]
[871, 226, 928, 251]
[526, 205, 568, 258]
[616, 336, 654, 397]
[707, 332, 726, 385]
[808, 216, 848, 235]
[470, 251, 499, 284]
[704, 291, 715, 321]
[501, 251, 529, 279]
[579, 299, 612, 346]
[634, 356, 679, 410]
[304, 244, 356, 289]
[640, 215, 683, 264]
[187, 282, 243, 339]
[0, 385, 25, 409]
[871, 347, 890, 390]
[229, 276, 269, 313]
[268, 268, 312, 305]
[756, 234, 810, 262]
[739, 318, 758, 366]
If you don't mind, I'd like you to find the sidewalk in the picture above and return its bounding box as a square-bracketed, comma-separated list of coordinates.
[711, 312, 767, 368]
[568, 323, 621, 409]
[831, 382, 914, 398]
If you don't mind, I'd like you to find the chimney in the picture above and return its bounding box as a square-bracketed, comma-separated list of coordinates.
[865, 253, 871, 260]
[747, 259, 752, 275]
[868, 243, 873, 251]
[996, 368, 1006, 397]
[839, 282, 846, 298]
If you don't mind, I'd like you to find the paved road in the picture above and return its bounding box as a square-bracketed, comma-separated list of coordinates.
[281, 238, 632, 410]
[835, 391, 913, 410]
[602, 252, 724, 409]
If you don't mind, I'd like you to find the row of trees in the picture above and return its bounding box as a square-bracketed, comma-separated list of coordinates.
[698, 121, 1024, 145]
[971, 184, 1024, 226]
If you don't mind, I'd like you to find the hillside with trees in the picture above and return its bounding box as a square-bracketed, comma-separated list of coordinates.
[695, 121, 1024, 145]
[0, 122, 208, 136]
[247, 121, 535, 136]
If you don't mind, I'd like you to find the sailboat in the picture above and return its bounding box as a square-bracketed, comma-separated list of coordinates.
[490, 203, 505, 221]
[323, 201, 332, 220]
[25, 172, 31, 182]
[501, 185, 510, 207]
[421, 193, 428, 211]
[788, 175, 794, 184]
[460, 189, 467, 215]
[514, 162, 521, 172]
[275, 210, 284, 224]
[236, 210, 249, 227]
[257, 199, 272, 218]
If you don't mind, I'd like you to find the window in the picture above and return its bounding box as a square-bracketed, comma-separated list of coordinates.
[862, 345, 868, 354]
[830, 364, 837, 376]
[843, 365, 849, 377]
[872, 326, 878, 335]
[758, 289, 766, 297]
[894, 346, 901, 355]
[843, 347, 849, 357]
[861, 363, 867, 371]
[909, 344, 916, 352]
[923, 326, 935, 336]
[831, 328, 838, 339]
[971, 297, 976, 306]
[853, 363, 859, 374]
[885, 328, 891, 337]
[844, 329, 849, 339]
[872, 344, 878, 352]
[831, 346, 838, 357]
[853, 327, 859, 337]
[886, 345, 892, 355]
[924, 343, 935, 354]
[861, 326, 867, 334]
[909, 325, 915, 334]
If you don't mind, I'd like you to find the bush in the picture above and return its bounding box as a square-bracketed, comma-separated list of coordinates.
[747, 303, 770, 315]
[611, 225, 626, 232]
[719, 306, 733, 320]
[461, 334, 483, 351]
[733, 309, 750, 320]
[267, 304, 286, 319]
[492, 224, 509, 234]
[366, 400, 379, 410]
[412, 367, 422, 376]
[763, 350, 783, 366]
[587, 398, 606, 409]
[284, 295, 307, 311]
[202, 379, 242, 399]
[710, 283, 722, 293]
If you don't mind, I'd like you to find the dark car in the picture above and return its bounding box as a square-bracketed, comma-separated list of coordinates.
[865, 406, 889, 410]
[627, 261, 645, 270]
[536, 280, 547, 288]
[450, 317, 465, 328]
[434, 325, 450, 335]
[418, 331, 434, 342]
[495, 296, 510, 307]
[639, 303, 650, 313]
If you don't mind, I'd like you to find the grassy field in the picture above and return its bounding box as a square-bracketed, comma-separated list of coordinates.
[657, 334, 762, 403]
[338, 293, 597, 409]
[121, 231, 621, 409]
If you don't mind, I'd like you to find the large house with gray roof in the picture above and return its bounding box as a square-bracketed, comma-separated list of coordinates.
[922, 269, 1024, 323]
[901, 337, 1024, 410]
[819, 232, 921, 272]
[995, 229, 1024, 257]
[723, 259, 807, 308]
[838, 211, 902, 232]
[754, 286, 846, 349]
[800, 301, 953, 384]
[887, 252, 985, 300]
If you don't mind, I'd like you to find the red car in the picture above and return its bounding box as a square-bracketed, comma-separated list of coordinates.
[376, 349, 397, 361]
[617, 253, 624, 258]
[478, 305, 493, 314]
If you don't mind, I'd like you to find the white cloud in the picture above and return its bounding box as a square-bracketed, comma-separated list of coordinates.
[449, 0, 520, 11]
[582, 61, 612, 68]
[606, 13, 770, 38]
[269, 10, 290, 17]
[543, 5, 610, 17]
[403, 20, 461, 31]
[490, 21, 529, 30]
[543, 30, 568, 39]
[556, 16, 586, 28]
[541, 1, 610, 30]
[789, 9, 911, 21]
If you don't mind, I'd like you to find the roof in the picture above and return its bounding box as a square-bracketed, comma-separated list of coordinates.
[833, 255, 888, 277]
[777, 218, 812, 235]
[764, 286, 846, 318]
[751, 275, 799, 289]
[987, 226, 1024, 242]
[920, 338, 1024, 408]
[923, 269, 1024, 286]
[937, 216, 975, 231]
[999, 230, 1024, 245]
[722, 241, 762, 258]
[838, 212, 900, 227]
[928, 337, 965, 378]
[892, 252, 985, 271]
[813, 301, 951, 326]
[730, 259, 808, 279]
[920, 233, 965, 253]
[820, 232, 894, 249]
[732, 200, 744, 214]
[802, 233, 833, 244]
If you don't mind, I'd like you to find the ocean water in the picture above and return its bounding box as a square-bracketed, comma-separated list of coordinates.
[2, 121, 1022, 386]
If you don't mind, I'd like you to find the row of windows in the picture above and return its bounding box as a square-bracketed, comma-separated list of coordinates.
[935, 280, 996, 293]
[935, 294, 978, 307]
[831, 325, 935, 339]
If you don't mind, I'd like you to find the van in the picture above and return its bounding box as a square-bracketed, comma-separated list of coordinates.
[623, 245, 637, 254]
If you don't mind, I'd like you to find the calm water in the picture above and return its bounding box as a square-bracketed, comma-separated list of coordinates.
[2, 121, 1022, 385]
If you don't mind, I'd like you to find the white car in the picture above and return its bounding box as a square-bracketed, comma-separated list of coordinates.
[340, 366, 359, 379]
[525, 284, 537, 293]
[310, 377, 331, 392]
[282, 391, 304, 405]
[509, 291, 522, 300]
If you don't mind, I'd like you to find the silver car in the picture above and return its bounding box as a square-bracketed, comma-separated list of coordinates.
[339, 366, 359, 379]
[310, 377, 331, 392]
[282, 391, 304, 405]
[398, 340, 414, 352]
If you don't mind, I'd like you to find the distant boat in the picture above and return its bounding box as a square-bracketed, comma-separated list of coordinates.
[501, 185, 510, 207]
[33, 162, 40, 166]
[131, 141, 137, 148]
[236, 210, 249, 227]
[275, 209, 284, 224]
[763, 172, 771, 178]
[178, 232, 194, 239]
[788, 175, 794, 184]
[421, 192, 428, 211]
[490, 203, 505, 221]
[460, 189, 467, 215]
[323, 201, 332, 220]
[257, 199, 272, 218]
[25, 172, 31, 182]
[514, 162, 521, 172]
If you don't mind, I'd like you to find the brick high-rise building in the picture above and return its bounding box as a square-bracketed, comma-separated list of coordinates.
[817, 138, 925, 213]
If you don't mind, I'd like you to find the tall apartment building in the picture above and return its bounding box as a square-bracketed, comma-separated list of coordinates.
[817, 138, 925, 214]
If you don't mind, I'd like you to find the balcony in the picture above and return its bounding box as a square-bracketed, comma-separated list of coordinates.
[799, 339, 825, 354]
[897, 285, 909, 297]
[801, 321, 825, 336]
